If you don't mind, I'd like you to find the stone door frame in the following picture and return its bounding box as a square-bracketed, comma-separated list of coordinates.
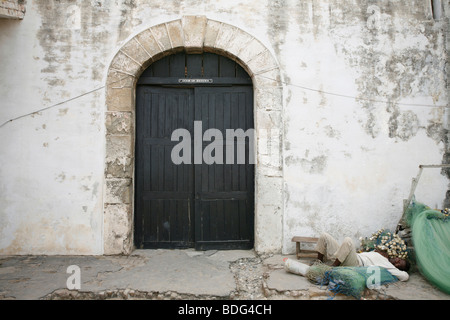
[103, 16, 284, 255]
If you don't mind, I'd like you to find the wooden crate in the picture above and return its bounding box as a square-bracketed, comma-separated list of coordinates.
[291, 236, 319, 259]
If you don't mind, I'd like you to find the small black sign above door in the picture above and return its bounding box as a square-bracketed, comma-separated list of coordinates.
[178, 78, 213, 84]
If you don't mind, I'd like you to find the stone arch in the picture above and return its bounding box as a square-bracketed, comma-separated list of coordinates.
[103, 16, 284, 255]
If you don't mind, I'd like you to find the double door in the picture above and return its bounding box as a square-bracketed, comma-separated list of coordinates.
[135, 85, 254, 250]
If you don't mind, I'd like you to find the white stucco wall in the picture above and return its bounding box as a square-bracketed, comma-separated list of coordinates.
[0, 0, 448, 255]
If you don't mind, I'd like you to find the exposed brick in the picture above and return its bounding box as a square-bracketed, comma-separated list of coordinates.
[0, 0, 26, 19]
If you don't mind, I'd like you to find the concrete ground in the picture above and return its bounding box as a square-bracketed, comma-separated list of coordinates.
[0, 249, 449, 300]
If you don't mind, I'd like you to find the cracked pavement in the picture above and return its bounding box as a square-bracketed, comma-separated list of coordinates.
[1, 249, 449, 300]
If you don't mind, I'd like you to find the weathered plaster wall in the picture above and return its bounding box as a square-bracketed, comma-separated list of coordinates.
[281, 0, 449, 252]
[0, 0, 448, 255]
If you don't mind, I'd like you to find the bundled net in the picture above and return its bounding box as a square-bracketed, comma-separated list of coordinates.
[324, 266, 398, 299]
[305, 261, 397, 299]
[404, 200, 450, 294]
[305, 261, 332, 285]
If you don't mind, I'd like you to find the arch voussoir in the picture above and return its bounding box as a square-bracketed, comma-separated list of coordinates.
[182, 15, 207, 53]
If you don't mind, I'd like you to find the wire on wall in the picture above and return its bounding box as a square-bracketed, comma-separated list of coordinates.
[0, 75, 446, 129]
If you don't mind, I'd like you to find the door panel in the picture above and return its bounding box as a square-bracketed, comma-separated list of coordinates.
[194, 87, 254, 250]
[135, 87, 195, 248]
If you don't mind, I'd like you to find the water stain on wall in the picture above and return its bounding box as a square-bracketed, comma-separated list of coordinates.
[329, 2, 446, 144]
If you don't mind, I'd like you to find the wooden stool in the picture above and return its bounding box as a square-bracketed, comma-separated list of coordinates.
[291, 236, 319, 259]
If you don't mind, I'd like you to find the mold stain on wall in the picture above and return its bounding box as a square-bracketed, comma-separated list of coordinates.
[327, 2, 447, 144]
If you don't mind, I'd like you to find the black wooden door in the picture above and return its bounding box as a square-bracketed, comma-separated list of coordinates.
[135, 53, 254, 250]
[194, 87, 254, 250]
[135, 87, 195, 248]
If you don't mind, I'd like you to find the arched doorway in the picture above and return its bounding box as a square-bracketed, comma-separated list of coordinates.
[134, 52, 254, 250]
[103, 16, 284, 255]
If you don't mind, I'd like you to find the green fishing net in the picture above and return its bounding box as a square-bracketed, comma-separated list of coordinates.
[324, 266, 398, 299]
[404, 200, 450, 294]
[306, 261, 398, 299]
